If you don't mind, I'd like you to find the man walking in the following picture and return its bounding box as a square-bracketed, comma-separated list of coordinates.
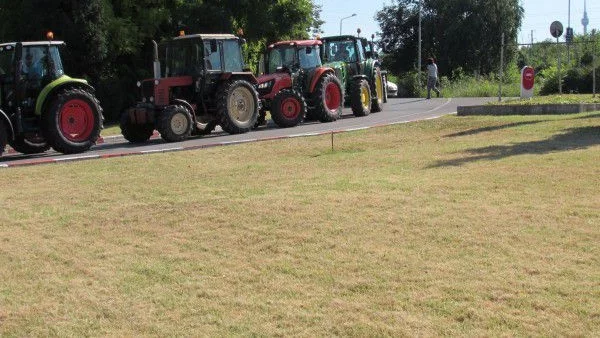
[426, 57, 440, 99]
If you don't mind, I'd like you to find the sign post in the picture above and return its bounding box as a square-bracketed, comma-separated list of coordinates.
[521, 66, 535, 98]
[550, 21, 563, 94]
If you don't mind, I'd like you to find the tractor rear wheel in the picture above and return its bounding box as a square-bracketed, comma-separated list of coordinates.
[350, 78, 372, 117]
[9, 133, 50, 154]
[43, 88, 103, 154]
[371, 68, 385, 112]
[158, 105, 193, 142]
[217, 80, 259, 134]
[0, 119, 7, 157]
[271, 89, 306, 128]
[120, 112, 154, 143]
[312, 73, 343, 122]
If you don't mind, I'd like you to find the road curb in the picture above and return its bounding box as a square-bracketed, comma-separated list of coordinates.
[1, 109, 456, 169]
[457, 103, 600, 116]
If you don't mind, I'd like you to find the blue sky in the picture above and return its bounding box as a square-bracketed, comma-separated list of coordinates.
[318, 0, 600, 44]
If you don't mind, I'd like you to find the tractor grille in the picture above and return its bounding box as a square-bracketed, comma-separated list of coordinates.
[142, 81, 154, 98]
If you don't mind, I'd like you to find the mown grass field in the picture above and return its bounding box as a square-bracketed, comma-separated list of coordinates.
[1, 112, 599, 336]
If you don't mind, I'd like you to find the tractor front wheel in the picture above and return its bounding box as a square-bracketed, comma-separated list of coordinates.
[120, 112, 154, 143]
[217, 80, 259, 134]
[158, 105, 193, 142]
[350, 78, 372, 117]
[9, 133, 50, 154]
[271, 89, 306, 128]
[0, 119, 7, 157]
[312, 74, 343, 123]
[43, 88, 103, 154]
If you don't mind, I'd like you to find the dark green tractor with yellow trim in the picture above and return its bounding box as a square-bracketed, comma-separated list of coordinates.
[319, 35, 386, 117]
[0, 35, 103, 157]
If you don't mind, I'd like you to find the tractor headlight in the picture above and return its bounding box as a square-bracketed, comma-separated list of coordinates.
[142, 97, 147, 103]
[258, 80, 274, 90]
[149, 96, 154, 103]
[154, 79, 160, 86]
[137, 81, 141, 88]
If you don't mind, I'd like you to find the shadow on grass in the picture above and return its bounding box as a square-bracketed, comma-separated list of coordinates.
[430, 126, 600, 168]
[444, 120, 549, 138]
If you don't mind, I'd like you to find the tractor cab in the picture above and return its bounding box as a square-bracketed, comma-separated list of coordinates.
[320, 35, 368, 76]
[0, 41, 65, 115]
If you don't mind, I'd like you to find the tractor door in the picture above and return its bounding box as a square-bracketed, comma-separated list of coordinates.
[202, 40, 224, 99]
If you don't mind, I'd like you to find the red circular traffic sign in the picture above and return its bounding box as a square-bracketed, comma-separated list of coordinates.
[522, 67, 535, 90]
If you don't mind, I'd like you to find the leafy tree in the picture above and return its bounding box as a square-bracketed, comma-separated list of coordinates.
[376, 0, 523, 77]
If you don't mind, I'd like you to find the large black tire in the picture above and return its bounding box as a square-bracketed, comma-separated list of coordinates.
[216, 79, 259, 134]
[0, 119, 7, 157]
[312, 73, 343, 123]
[42, 88, 103, 154]
[350, 78, 372, 117]
[371, 68, 385, 113]
[157, 105, 193, 142]
[120, 111, 154, 143]
[270, 89, 306, 128]
[9, 133, 50, 154]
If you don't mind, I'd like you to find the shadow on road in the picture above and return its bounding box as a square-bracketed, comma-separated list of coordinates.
[430, 126, 600, 168]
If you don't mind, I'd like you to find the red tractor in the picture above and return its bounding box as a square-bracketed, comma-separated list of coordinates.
[255, 40, 343, 128]
[121, 33, 260, 143]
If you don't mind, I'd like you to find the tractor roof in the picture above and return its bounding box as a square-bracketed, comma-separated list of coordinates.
[0, 41, 65, 48]
[268, 40, 322, 49]
[174, 34, 238, 41]
[319, 35, 359, 41]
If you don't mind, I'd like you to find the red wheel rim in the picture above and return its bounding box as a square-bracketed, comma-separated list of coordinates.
[59, 99, 95, 142]
[280, 97, 301, 119]
[325, 82, 341, 111]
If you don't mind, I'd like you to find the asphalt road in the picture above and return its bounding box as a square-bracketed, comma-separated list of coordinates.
[0, 97, 492, 168]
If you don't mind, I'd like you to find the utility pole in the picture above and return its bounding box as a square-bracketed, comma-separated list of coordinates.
[567, 0, 571, 63]
[498, 33, 504, 102]
[418, 0, 422, 87]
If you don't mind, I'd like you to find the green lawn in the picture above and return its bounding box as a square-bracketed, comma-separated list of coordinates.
[1, 112, 599, 335]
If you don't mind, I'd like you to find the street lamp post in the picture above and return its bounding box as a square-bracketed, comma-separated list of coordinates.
[339, 14, 357, 35]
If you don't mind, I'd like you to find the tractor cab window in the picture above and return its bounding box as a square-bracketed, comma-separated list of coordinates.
[203, 41, 222, 71]
[298, 46, 321, 69]
[267, 47, 296, 74]
[223, 40, 243, 72]
[163, 39, 203, 77]
[48, 46, 64, 77]
[355, 39, 365, 61]
[0, 46, 14, 78]
[324, 40, 357, 63]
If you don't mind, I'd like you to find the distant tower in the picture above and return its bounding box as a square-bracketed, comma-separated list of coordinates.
[581, 0, 589, 35]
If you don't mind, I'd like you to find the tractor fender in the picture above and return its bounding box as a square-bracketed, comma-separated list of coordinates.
[0, 109, 15, 141]
[171, 99, 197, 124]
[352, 74, 369, 82]
[220, 72, 258, 84]
[309, 67, 336, 93]
[35, 75, 94, 116]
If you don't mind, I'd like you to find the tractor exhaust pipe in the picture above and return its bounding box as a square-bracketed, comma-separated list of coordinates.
[152, 40, 161, 79]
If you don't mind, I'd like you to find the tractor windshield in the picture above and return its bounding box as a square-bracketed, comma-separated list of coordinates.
[267, 45, 321, 74]
[323, 39, 358, 63]
[267, 46, 296, 74]
[162, 39, 203, 77]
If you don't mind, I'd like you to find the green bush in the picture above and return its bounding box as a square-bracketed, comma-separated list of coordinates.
[540, 64, 599, 95]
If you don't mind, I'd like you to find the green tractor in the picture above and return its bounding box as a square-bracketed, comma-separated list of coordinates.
[319, 35, 386, 117]
[121, 33, 260, 143]
[0, 34, 104, 157]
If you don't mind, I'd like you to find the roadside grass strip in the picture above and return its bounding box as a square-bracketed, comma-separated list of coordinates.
[0, 112, 598, 336]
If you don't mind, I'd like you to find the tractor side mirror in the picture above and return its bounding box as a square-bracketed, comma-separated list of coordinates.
[240, 38, 247, 45]
[305, 47, 312, 54]
[210, 40, 218, 53]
